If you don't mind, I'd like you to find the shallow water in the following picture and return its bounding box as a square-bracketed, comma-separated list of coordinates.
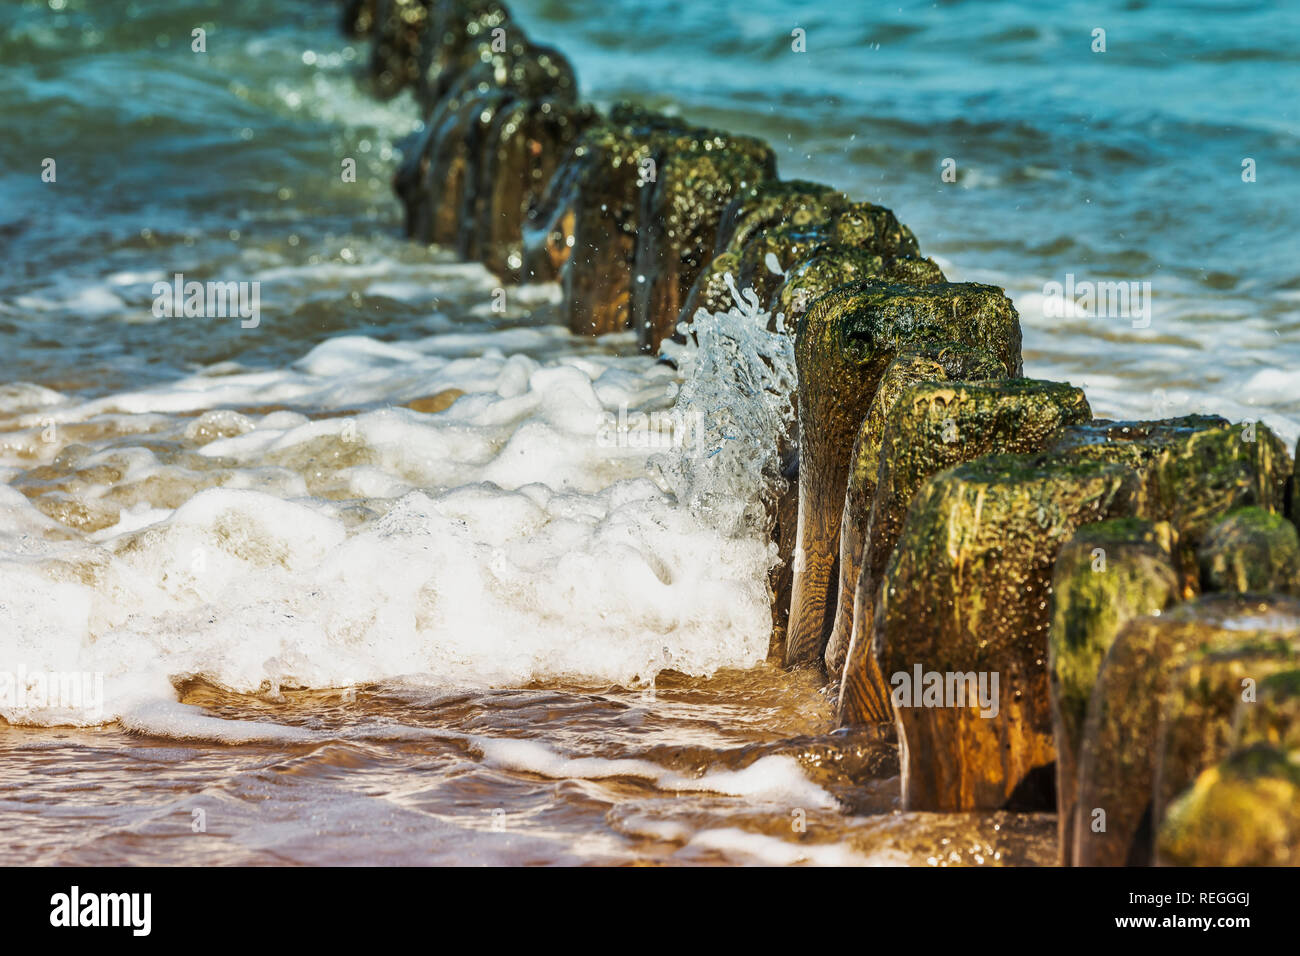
[1, 674, 1053, 866]
[0, 0, 1294, 864]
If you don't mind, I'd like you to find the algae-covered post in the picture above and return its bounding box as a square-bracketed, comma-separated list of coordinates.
[823, 345, 1013, 685]
[1048, 518, 1180, 865]
[879, 449, 1139, 811]
[1075, 595, 1300, 866]
[837, 377, 1092, 726]
[786, 281, 1022, 671]
[631, 139, 777, 351]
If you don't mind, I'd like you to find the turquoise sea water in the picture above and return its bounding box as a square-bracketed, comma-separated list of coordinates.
[2, 0, 1297, 434]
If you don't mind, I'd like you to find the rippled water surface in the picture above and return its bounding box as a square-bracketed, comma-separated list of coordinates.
[2, 674, 1056, 866]
[0, 0, 1295, 864]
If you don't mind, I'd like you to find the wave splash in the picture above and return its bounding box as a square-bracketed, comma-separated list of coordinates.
[0, 295, 791, 729]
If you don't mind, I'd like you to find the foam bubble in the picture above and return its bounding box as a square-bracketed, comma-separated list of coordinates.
[472, 738, 837, 807]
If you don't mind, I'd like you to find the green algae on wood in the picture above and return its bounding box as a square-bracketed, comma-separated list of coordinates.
[1047, 518, 1180, 865]
[1197, 506, 1300, 595]
[876, 451, 1138, 811]
[678, 194, 921, 326]
[551, 114, 695, 335]
[1233, 667, 1300, 752]
[785, 281, 1023, 671]
[821, 350, 951, 684]
[430, 34, 578, 116]
[1053, 417, 1291, 593]
[1151, 633, 1300, 842]
[415, 0, 524, 110]
[368, 0, 432, 99]
[714, 179, 848, 256]
[1156, 668, 1300, 864]
[519, 103, 678, 286]
[837, 377, 1092, 725]
[394, 35, 583, 253]
[631, 143, 777, 351]
[1074, 593, 1300, 866]
[772, 250, 946, 324]
[824, 347, 1011, 683]
[539, 113, 775, 336]
[732, 210, 919, 316]
[1157, 745, 1300, 866]
[690, 225, 831, 324]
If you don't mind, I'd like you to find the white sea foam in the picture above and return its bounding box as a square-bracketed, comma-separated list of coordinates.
[0, 301, 792, 727]
[1006, 277, 1300, 445]
[118, 699, 317, 743]
[473, 737, 838, 808]
[0, 383, 67, 415]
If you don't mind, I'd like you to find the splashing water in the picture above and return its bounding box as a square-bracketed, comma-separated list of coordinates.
[0, 285, 799, 730]
[651, 276, 797, 539]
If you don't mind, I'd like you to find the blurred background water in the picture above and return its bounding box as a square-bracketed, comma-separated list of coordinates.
[2, 0, 1297, 434]
[525, 0, 1300, 436]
